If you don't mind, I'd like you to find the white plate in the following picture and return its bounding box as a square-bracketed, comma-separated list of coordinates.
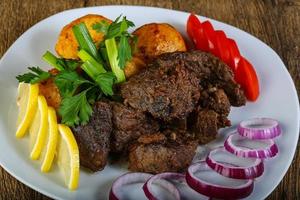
[0, 5, 299, 200]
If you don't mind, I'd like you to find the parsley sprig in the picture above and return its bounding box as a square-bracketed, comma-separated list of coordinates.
[54, 71, 92, 98]
[92, 15, 136, 70]
[16, 67, 51, 84]
[59, 89, 93, 126]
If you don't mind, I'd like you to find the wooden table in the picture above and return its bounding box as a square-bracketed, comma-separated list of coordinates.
[0, 0, 299, 199]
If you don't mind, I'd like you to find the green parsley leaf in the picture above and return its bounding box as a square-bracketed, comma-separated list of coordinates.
[16, 67, 51, 84]
[63, 59, 80, 71]
[86, 86, 103, 104]
[95, 72, 116, 96]
[54, 71, 92, 98]
[118, 33, 132, 69]
[105, 16, 135, 39]
[59, 89, 93, 126]
[92, 20, 110, 35]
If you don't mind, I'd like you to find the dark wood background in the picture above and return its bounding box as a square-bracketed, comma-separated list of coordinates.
[0, 0, 299, 199]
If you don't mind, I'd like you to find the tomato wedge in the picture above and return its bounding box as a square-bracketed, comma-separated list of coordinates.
[227, 38, 241, 72]
[187, 14, 201, 40]
[187, 14, 209, 51]
[194, 26, 209, 51]
[201, 21, 218, 56]
[235, 57, 259, 101]
[214, 30, 230, 65]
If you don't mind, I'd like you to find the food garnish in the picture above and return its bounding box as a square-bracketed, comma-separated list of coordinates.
[109, 173, 153, 200]
[186, 161, 255, 199]
[29, 95, 48, 160]
[237, 118, 282, 139]
[16, 82, 80, 189]
[43, 51, 78, 71]
[235, 57, 260, 101]
[16, 67, 51, 84]
[16, 83, 39, 138]
[41, 107, 58, 172]
[59, 89, 93, 126]
[143, 172, 184, 200]
[110, 118, 281, 199]
[16, 15, 135, 127]
[57, 124, 80, 190]
[206, 147, 264, 179]
[187, 13, 260, 101]
[93, 15, 135, 82]
[224, 133, 279, 158]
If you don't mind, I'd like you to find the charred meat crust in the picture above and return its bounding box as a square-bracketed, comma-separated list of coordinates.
[152, 51, 246, 106]
[72, 101, 112, 172]
[121, 57, 201, 121]
[188, 88, 231, 144]
[110, 102, 160, 152]
[199, 87, 231, 116]
[128, 130, 198, 173]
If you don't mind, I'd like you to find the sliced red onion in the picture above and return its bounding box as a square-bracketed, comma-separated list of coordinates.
[238, 118, 282, 139]
[143, 172, 185, 200]
[109, 172, 152, 200]
[206, 147, 264, 179]
[224, 133, 278, 158]
[186, 161, 254, 199]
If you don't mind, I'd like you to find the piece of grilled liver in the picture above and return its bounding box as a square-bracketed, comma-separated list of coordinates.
[128, 130, 198, 173]
[72, 101, 112, 172]
[121, 57, 201, 121]
[200, 87, 231, 116]
[152, 51, 246, 106]
[189, 86, 231, 144]
[110, 102, 160, 152]
[191, 109, 220, 144]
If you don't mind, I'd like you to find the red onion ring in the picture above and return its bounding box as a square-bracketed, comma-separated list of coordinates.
[143, 172, 185, 200]
[224, 133, 278, 158]
[186, 161, 254, 199]
[109, 172, 152, 200]
[206, 147, 264, 179]
[237, 118, 282, 139]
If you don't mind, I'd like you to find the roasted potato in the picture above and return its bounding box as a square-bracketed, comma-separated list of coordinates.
[124, 23, 187, 78]
[55, 14, 112, 59]
[132, 23, 187, 60]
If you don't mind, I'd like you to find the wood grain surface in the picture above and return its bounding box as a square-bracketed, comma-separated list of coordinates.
[0, 0, 299, 199]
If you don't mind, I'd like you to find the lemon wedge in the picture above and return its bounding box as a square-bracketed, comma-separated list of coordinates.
[40, 107, 58, 172]
[57, 124, 80, 190]
[29, 95, 48, 160]
[16, 83, 39, 138]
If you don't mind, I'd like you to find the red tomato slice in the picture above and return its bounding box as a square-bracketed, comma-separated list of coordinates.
[194, 26, 209, 51]
[214, 30, 231, 65]
[235, 57, 259, 101]
[187, 14, 209, 51]
[201, 21, 218, 56]
[187, 14, 201, 40]
[227, 38, 241, 72]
